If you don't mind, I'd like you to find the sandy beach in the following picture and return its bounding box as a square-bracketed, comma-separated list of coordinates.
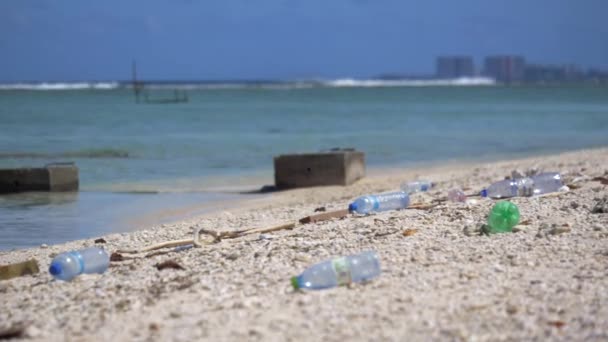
[1, 147, 608, 341]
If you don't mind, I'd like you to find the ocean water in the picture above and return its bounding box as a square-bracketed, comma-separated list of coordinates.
[1, 83, 608, 250]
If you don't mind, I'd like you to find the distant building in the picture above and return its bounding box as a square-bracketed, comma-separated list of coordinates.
[436, 56, 475, 78]
[524, 64, 584, 83]
[483, 56, 525, 83]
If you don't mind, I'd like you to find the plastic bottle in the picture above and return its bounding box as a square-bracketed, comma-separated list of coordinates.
[480, 172, 562, 199]
[49, 247, 110, 281]
[291, 251, 381, 290]
[530, 172, 564, 195]
[348, 191, 410, 215]
[447, 189, 467, 203]
[487, 201, 520, 233]
[400, 180, 433, 194]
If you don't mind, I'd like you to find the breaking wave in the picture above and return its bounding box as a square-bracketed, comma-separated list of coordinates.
[0, 78, 495, 91]
[322, 77, 496, 87]
[0, 82, 120, 90]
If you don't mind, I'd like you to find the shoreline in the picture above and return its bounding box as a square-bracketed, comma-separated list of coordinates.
[1, 146, 608, 340]
[2, 145, 606, 252]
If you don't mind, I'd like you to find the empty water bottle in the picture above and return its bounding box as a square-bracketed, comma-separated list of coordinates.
[480, 172, 562, 199]
[291, 251, 381, 290]
[401, 180, 433, 194]
[530, 172, 563, 195]
[348, 191, 410, 215]
[447, 188, 467, 203]
[49, 247, 110, 281]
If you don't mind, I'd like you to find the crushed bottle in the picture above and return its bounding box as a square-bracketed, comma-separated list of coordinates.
[481, 172, 562, 199]
[291, 251, 381, 290]
[400, 180, 433, 194]
[447, 188, 467, 203]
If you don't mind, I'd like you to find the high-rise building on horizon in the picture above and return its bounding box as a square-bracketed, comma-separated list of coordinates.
[436, 56, 475, 78]
[483, 56, 525, 83]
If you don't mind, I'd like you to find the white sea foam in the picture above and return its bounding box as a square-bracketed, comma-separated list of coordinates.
[137, 78, 496, 90]
[323, 77, 496, 88]
[0, 82, 120, 90]
[0, 78, 495, 91]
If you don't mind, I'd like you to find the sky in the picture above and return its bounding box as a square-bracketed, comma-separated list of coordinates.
[0, 0, 607, 82]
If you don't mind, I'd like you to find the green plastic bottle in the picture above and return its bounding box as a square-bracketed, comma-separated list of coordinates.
[487, 201, 520, 233]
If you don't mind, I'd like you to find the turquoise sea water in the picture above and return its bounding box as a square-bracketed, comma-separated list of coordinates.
[1, 85, 608, 250]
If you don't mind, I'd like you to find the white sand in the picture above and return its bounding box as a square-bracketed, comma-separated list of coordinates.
[1, 148, 608, 341]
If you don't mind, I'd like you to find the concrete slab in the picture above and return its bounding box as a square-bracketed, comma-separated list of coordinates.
[274, 150, 365, 189]
[0, 164, 79, 194]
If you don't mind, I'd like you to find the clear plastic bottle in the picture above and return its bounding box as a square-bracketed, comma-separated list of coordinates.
[49, 247, 110, 281]
[291, 251, 381, 290]
[530, 172, 563, 195]
[480, 172, 562, 199]
[348, 191, 410, 215]
[447, 188, 467, 202]
[400, 180, 433, 194]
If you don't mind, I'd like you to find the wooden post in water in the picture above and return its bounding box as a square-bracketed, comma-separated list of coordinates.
[132, 60, 142, 103]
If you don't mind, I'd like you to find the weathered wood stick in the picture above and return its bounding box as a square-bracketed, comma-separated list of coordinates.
[299, 209, 349, 224]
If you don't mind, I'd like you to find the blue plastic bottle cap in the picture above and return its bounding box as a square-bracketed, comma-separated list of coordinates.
[348, 203, 357, 212]
[480, 189, 488, 197]
[49, 263, 61, 276]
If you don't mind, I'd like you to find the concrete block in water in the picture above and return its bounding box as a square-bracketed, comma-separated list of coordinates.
[0, 164, 79, 194]
[274, 150, 365, 189]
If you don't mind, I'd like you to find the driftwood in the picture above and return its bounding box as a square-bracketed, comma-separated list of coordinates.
[115, 201, 439, 257]
[299, 209, 349, 224]
[117, 222, 296, 254]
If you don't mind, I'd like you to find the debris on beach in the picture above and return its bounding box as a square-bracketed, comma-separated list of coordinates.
[117, 222, 297, 255]
[94, 238, 107, 244]
[592, 176, 608, 185]
[486, 201, 520, 234]
[110, 252, 125, 262]
[299, 209, 349, 224]
[49, 247, 109, 281]
[401, 180, 434, 194]
[447, 188, 467, 203]
[463, 223, 487, 236]
[291, 251, 380, 291]
[402, 229, 418, 237]
[535, 222, 572, 238]
[481, 172, 562, 198]
[0, 259, 40, 281]
[258, 233, 276, 240]
[0, 323, 26, 339]
[591, 196, 608, 214]
[155, 260, 185, 271]
[547, 320, 566, 329]
[348, 191, 410, 215]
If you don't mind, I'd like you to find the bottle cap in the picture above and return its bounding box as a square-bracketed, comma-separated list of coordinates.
[49, 262, 61, 276]
[290, 276, 300, 290]
[480, 189, 488, 197]
[348, 202, 357, 212]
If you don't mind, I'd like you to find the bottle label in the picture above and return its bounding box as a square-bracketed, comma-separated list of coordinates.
[69, 252, 85, 274]
[371, 196, 380, 211]
[332, 257, 352, 286]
